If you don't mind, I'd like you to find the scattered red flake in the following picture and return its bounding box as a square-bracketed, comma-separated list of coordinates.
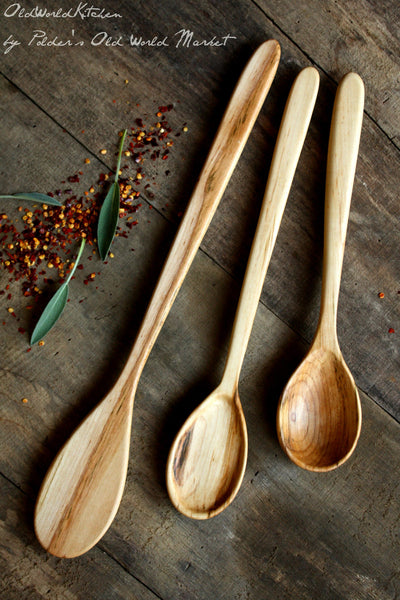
[1, 105, 186, 330]
[68, 174, 80, 183]
[158, 104, 173, 113]
[388, 328, 395, 334]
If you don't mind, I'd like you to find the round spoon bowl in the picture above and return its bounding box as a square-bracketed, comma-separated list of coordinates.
[277, 348, 361, 471]
[166, 389, 247, 519]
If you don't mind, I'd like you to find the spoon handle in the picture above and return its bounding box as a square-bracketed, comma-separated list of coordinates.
[222, 67, 319, 391]
[318, 73, 364, 345]
[118, 39, 280, 386]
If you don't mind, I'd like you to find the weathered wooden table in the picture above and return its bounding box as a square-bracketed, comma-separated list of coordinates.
[1, 1, 399, 598]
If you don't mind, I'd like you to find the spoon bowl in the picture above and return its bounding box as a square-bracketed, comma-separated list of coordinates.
[167, 387, 247, 518]
[277, 346, 361, 471]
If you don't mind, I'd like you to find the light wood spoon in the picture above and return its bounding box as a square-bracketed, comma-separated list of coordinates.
[277, 73, 364, 471]
[34, 40, 280, 558]
[166, 67, 320, 519]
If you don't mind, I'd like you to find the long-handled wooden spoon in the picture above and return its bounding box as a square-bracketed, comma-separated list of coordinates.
[277, 73, 364, 471]
[166, 66, 320, 519]
[34, 40, 280, 558]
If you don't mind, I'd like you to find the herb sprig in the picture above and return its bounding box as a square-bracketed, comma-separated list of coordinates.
[30, 237, 86, 345]
[97, 130, 127, 260]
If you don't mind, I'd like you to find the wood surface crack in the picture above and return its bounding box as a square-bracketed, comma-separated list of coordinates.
[0, 471, 28, 497]
[97, 540, 165, 600]
[0, 69, 112, 169]
[249, 0, 400, 153]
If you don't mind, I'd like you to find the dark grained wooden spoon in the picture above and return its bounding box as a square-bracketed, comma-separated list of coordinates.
[277, 73, 364, 471]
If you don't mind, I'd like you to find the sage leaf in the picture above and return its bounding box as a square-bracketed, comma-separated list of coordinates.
[30, 284, 69, 346]
[97, 129, 127, 260]
[0, 192, 62, 207]
[30, 238, 86, 345]
[97, 181, 120, 261]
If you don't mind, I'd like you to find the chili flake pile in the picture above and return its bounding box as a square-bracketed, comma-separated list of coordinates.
[1, 105, 185, 317]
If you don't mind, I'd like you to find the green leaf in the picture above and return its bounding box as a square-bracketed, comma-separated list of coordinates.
[30, 238, 86, 345]
[97, 129, 127, 260]
[0, 192, 62, 207]
[97, 181, 120, 261]
[30, 283, 69, 345]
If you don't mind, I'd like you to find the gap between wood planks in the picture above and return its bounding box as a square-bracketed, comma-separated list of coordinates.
[0, 70, 111, 172]
[0, 470, 164, 600]
[249, 0, 400, 152]
[96, 542, 164, 600]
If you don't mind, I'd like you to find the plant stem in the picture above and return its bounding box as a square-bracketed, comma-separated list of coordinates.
[115, 130, 127, 183]
[65, 237, 86, 285]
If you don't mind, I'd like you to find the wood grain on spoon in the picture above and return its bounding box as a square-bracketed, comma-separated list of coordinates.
[34, 40, 280, 558]
[167, 66, 320, 519]
[277, 73, 364, 471]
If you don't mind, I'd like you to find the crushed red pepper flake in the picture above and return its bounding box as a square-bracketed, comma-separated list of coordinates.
[388, 328, 395, 334]
[1, 105, 186, 330]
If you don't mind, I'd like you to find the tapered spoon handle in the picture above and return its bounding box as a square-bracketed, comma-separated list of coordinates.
[318, 73, 364, 344]
[118, 39, 281, 385]
[221, 67, 319, 391]
[34, 40, 280, 558]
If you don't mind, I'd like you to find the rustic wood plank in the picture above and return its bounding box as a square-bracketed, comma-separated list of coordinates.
[0, 0, 399, 598]
[0, 476, 161, 600]
[254, 0, 400, 146]
[0, 0, 398, 420]
[0, 73, 177, 493]
[97, 249, 400, 600]
[0, 81, 398, 594]
[1, 243, 399, 599]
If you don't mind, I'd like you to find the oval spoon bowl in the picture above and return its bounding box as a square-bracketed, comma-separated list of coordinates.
[167, 388, 247, 519]
[277, 348, 361, 471]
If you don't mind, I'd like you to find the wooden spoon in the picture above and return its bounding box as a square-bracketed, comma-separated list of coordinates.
[277, 73, 364, 471]
[166, 67, 320, 519]
[34, 40, 280, 558]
